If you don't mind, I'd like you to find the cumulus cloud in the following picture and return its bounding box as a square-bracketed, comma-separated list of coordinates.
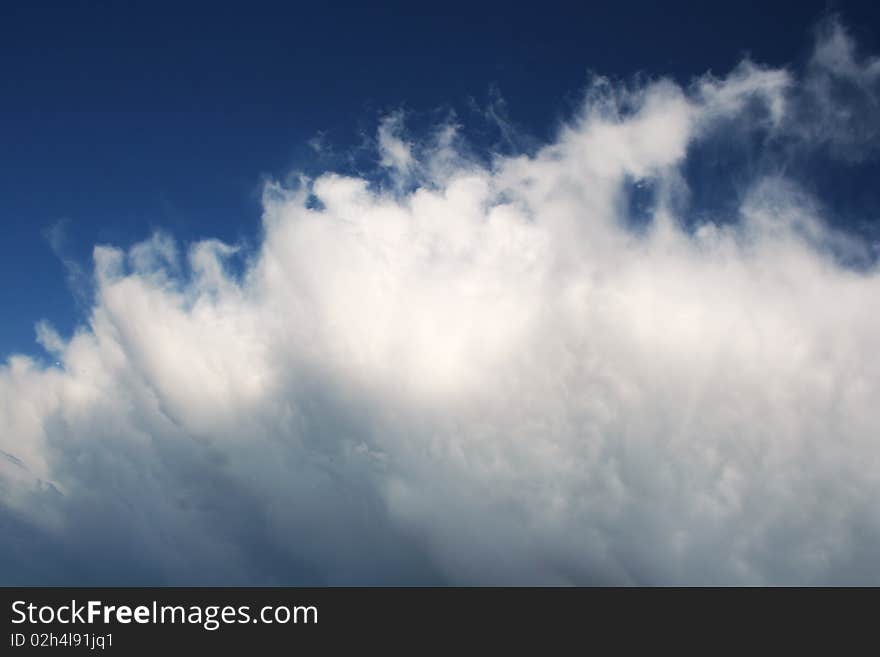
[2, 19, 880, 585]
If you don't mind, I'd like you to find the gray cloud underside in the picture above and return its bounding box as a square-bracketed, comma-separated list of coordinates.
[2, 19, 880, 585]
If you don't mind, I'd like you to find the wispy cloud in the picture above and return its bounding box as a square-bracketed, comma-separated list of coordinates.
[42, 218, 90, 306]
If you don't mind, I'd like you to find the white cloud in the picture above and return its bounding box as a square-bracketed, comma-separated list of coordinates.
[794, 17, 880, 161]
[2, 20, 880, 585]
[377, 111, 415, 187]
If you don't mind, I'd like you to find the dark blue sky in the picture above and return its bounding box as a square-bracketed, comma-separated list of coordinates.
[2, 0, 878, 358]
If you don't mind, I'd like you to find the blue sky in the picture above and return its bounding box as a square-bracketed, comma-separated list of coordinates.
[3, 2, 880, 585]
[3, 0, 878, 359]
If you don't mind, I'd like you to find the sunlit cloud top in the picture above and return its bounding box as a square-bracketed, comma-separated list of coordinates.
[1, 17, 879, 585]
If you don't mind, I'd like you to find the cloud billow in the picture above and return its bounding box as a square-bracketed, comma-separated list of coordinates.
[2, 19, 879, 585]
